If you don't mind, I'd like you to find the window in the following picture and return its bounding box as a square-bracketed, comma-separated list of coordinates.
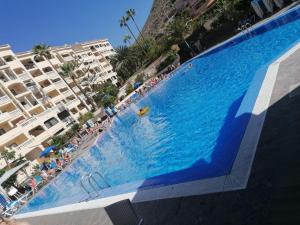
[44, 117, 59, 128]
[3, 55, 15, 62]
[0, 128, 6, 136]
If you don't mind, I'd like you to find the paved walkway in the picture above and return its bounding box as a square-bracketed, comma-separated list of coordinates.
[131, 48, 300, 224]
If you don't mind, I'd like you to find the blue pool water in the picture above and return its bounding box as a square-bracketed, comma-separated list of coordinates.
[21, 7, 300, 213]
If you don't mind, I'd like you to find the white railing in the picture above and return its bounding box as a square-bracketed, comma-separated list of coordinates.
[0, 112, 9, 123]
[66, 99, 79, 108]
[0, 95, 11, 105]
[55, 80, 67, 89]
[63, 56, 74, 61]
[18, 72, 31, 81]
[73, 86, 80, 93]
[46, 71, 59, 79]
[18, 117, 37, 127]
[9, 109, 22, 117]
[63, 90, 72, 97]
[15, 138, 35, 150]
[64, 77, 73, 83]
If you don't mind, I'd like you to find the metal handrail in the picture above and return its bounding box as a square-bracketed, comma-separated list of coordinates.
[93, 171, 111, 188]
[80, 171, 111, 199]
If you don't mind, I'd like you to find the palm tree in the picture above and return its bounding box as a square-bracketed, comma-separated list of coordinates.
[32, 44, 78, 106]
[119, 16, 146, 54]
[123, 35, 132, 45]
[60, 61, 97, 111]
[110, 46, 142, 81]
[126, 9, 146, 42]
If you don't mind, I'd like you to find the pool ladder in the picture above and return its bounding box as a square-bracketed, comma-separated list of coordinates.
[80, 172, 111, 198]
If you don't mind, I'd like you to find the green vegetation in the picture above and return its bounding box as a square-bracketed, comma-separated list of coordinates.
[79, 112, 94, 125]
[125, 83, 134, 95]
[0, 169, 17, 189]
[156, 51, 177, 72]
[93, 81, 119, 107]
[135, 73, 145, 84]
[0, 149, 16, 169]
[113, 1, 252, 84]
[60, 61, 97, 111]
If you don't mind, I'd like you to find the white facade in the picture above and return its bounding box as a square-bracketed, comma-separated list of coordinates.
[0, 38, 117, 169]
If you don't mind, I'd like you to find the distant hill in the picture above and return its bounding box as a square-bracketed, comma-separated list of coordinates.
[141, 0, 179, 39]
[141, 0, 217, 39]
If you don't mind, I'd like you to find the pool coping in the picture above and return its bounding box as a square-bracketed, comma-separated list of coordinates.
[15, 7, 300, 219]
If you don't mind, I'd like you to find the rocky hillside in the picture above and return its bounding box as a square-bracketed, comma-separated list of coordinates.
[141, 0, 179, 39]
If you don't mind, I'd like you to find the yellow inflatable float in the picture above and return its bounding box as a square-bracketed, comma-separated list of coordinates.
[137, 107, 149, 116]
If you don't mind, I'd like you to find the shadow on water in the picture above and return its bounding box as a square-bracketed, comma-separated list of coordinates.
[127, 93, 250, 194]
[130, 85, 300, 224]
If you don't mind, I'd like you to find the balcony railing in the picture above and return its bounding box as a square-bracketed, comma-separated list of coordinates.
[0, 95, 11, 105]
[15, 138, 35, 150]
[0, 59, 6, 67]
[63, 56, 74, 62]
[54, 80, 67, 89]
[17, 117, 37, 127]
[9, 109, 22, 117]
[18, 72, 31, 81]
[46, 71, 60, 79]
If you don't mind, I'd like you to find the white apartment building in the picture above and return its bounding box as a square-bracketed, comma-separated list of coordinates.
[0, 39, 118, 169]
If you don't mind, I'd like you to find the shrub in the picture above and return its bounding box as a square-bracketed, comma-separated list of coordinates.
[156, 51, 177, 72]
[125, 84, 134, 95]
[79, 112, 94, 125]
[135, 73, 145, 84]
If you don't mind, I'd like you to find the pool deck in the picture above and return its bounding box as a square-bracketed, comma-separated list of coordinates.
[131, 45, 300, 225]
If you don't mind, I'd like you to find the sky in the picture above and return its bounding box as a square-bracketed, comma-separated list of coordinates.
[0, 0, 153, 52]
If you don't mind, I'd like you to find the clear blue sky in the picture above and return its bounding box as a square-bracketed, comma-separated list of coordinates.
[0, 0, 153, 52]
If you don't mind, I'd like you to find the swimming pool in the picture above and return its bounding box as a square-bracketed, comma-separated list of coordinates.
[20, 6, 300, 213]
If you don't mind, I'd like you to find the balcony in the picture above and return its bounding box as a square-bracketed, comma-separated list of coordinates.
[43, 84, 56, 93]
[46, 71, 59, 79]
[54, 80, 67, 89]
[63, 90, 72, 97]
[14, 138, 35, 152]
[0, 58, 6, 67]
[0, 112, 10, 123]
[64, 77, 73, 83]
[18, 72, 31, 81]
[66, 99, 80, 108]
[9, 109, 22, 118]
[0, 95, 11, 105]
[72, 86, 80, 93]
[21, 59, 36, 70]
[0, 109, 23, 124]
[63, 56, 73, 62]
[17, 117, 37, 128]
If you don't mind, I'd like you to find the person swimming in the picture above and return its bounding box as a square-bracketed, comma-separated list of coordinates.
[137, 107, 149, 116]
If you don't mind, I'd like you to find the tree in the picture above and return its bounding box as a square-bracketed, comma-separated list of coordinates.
[93, 81, 119, 107]
[135, 73, 145, 84]
[110, 46, 142, 81]
[125, 83, 134, 95]
[78, 112, 94, 125]
[165, 12, 194, 53]
[0, 169, 17, 189]
[126, 9, 147, 42]
[60, 61, 97, 111]
[0, 149, 16, 169]
[123, 35, 132, 45]
[51, 135, 64, 147]
[119, 16, 146, 55]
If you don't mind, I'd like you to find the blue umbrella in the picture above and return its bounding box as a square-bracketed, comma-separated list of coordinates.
[39, 146, 56, 158]
[133, 82, 142, 89]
